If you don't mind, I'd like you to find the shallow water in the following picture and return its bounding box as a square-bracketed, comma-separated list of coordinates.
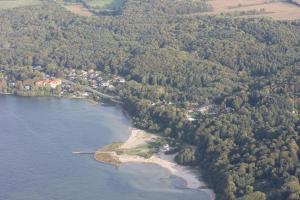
[0, 96, 210, 200]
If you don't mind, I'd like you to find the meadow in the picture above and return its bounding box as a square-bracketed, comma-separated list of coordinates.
[61, 0, 125, 16]
[82, 0, 124, 10]
[202, 0, 300, 20]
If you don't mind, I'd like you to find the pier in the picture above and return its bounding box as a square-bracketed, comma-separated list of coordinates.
[72, 151, 95, 155]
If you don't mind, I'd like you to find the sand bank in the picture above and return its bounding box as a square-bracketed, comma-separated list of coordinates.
[95, 128, 215, 199]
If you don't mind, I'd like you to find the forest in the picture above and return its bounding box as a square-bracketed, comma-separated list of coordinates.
[0, 0, 299, 199]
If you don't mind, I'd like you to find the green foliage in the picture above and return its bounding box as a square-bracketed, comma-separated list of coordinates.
[0, 1, 299, 199]
[175, 147, 197, 165]
[239, 191, 266, 200]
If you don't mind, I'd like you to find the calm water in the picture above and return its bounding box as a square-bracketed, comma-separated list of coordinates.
[0, 96, 210, 200]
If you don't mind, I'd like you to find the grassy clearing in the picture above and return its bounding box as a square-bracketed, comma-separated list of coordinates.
[82, 0, 124, 10]
[100, 142, 123, 151]
[119, 141, 161, 158]
[94, 142, 123, 166]
[60, 0, 125, 16]
[63, 4, 93, 17]
[95, 137, 162, 165]
[94, 152, 121, 165]
[0, 0, 42, 10]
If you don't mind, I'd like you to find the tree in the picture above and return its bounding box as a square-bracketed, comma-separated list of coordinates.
[239, 191, 266, 200]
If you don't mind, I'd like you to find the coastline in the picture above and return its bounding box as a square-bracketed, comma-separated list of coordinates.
[1, 93, 215, 199]
[0, 92, 99, 106]
[95, 128, 216, 200]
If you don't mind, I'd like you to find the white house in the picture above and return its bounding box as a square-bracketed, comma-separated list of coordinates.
[101, 81, 110, 87]
[162, 144, 170, 152]
[198, 105, 212, 114]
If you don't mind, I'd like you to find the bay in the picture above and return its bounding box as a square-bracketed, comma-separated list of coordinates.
[0, 96, 210, 200]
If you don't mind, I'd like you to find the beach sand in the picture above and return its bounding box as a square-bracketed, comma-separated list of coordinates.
[95, 128, 215, 200]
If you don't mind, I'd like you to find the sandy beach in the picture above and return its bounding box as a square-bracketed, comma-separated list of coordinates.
[95, 128, 215, 199]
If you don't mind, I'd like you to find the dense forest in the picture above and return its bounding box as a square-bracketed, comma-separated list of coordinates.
[0, 0, 299, 199]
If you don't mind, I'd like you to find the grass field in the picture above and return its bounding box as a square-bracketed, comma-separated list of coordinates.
[61, 0, 124, 16]
[83, 0, 124, 10]
[201, 0, 300, 20]
[0, 0, 41, 10]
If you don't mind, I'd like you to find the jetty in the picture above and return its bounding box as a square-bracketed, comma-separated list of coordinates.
[72, 151, 95, 154]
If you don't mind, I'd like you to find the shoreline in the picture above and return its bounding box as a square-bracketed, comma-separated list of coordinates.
[1, 93, 215, 199]
[0, 92, 99, 106]
[95, 128, 216, 200]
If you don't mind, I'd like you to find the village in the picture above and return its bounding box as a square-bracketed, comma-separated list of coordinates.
[0, 66, 126, 101]
[0, 65, 232, 122]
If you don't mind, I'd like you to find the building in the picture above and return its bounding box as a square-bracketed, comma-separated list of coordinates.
[118, 77, 126, 83]
[101, 81, 110, 87]
[35, 79, 62, 89]
[162, 144, 170, 152]
[35, 80, 48, 87]
[49, 79, 62, 89]
[32, 65, 42, 71]
[198, 105, 212, 114]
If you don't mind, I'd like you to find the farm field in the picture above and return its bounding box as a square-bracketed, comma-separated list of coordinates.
[204, 0, 300, 20]
[0, 0, 41, 9]
[63, 4, 93, 16]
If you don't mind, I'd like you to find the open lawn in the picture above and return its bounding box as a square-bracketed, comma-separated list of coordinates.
[201, 0, 300, 20]
[0, 0, 41, 9]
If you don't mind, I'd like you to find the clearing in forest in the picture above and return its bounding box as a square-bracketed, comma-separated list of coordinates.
[0, 0, 41, 9]
[63, 4, 93, 17]
[60, 0, 125, 16]
[82, 0, 124, 11]
[202, 0, 300, 20]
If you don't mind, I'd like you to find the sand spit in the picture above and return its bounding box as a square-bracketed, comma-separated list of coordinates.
[95, 128, 215, 200]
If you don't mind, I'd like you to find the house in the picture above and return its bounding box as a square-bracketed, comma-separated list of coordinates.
[8, 82, 15, 87]
[198, 105, 212, 114]
[82, 92, 90, 97]
[81, 70, 87, 76]
[101, 81, 110, 87]
[88, 69, 95, 74]
[118, 77, 126, 83]
[108, 85, 115, 90]
[35, 79, 62, 89]
[162, 144, 170, 152]
[89, 74, 96, 79]
[49, 79, 62, 89]
[92, 84, 98, 89]
[35, 80, 48, 87]
[32, 65, 42, 71]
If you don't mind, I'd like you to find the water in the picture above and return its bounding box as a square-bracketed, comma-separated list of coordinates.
[0, 96, 210, 200]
